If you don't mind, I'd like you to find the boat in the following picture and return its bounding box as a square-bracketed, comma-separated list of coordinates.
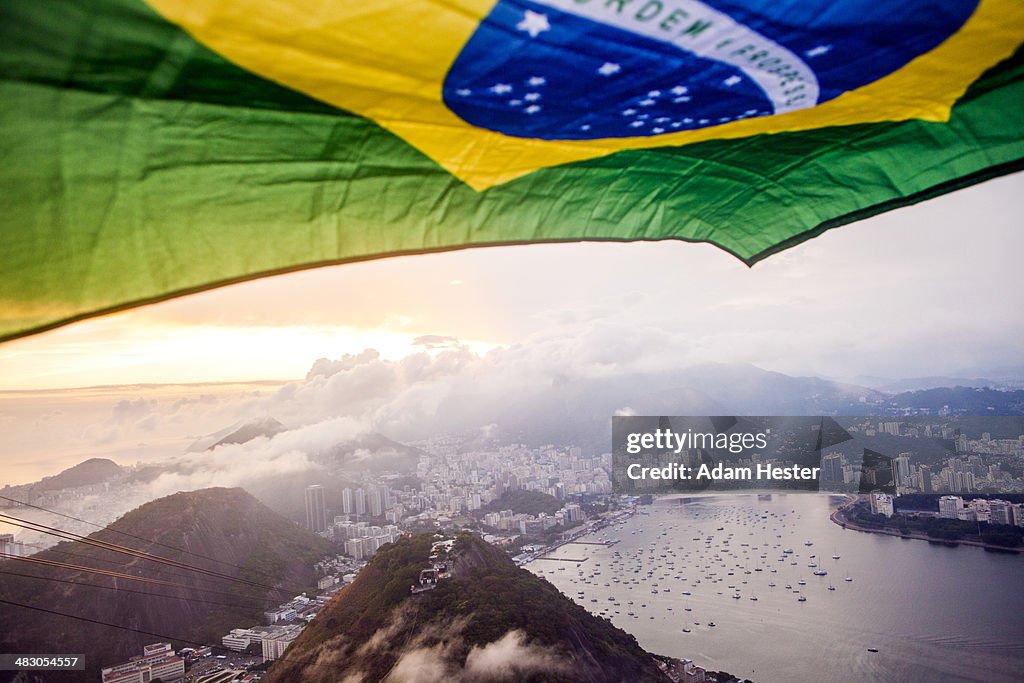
[867, 648, 879, 653]
[682, 628, 691, 633]
[844, 577, 853, 582]
[798, 596, 807, 602]
[708, 622, 716, 627]
[813, 570, 828, 576]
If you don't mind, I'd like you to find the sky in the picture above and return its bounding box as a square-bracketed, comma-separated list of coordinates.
[1, 171, 1021, 391]
[0, 172, 1021, 488]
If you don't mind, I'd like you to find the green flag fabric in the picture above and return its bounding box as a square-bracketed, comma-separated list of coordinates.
[1, 0, 1022, 341]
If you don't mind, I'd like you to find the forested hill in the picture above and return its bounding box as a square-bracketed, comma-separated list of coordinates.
[264, 533, 674, 682]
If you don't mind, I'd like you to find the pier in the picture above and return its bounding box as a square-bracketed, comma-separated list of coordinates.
[564, 539, 620, 547]
[533, 556, 589, 563]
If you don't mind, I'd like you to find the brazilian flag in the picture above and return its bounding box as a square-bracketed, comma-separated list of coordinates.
[2, 0, 1022, 341]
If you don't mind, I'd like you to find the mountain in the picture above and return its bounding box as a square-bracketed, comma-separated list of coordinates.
[0, 487, 331, 680]
[185, 416, 287, 452]
[672, 363, 883, 414]
[886, 387, 1024, 416]
[317, 432, 424, 474]
[209, 416, 287, 449]
[458, 363, 886, 453]
[480, 490, 562, 517]
[262, 533, 676, 683]
[32, 457, 123, 492]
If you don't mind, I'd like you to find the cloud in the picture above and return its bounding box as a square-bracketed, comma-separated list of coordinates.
[411, 335, 462, 350]
[380, 624, 566, 683]
[142, 415, 366, 498]
[386, 645, 455, 683]
[463, 630, 568, 680]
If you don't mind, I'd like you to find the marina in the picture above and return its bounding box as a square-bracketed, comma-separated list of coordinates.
[526, 493, 1024, 682]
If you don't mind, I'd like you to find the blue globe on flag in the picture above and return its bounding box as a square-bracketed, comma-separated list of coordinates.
[442, 0, 979, 140]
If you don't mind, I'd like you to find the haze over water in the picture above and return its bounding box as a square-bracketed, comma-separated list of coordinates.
[527, 494, 1024, 683]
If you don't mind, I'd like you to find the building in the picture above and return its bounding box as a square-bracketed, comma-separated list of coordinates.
[891, 454, 911, 489]
[680, 658, 707, 683]
[345, 537, 367, 560]
[988, 499, 1014, 525]
[938, 495, 964, 519]
[262, 625, 303, 663]
[100, 643, 184, 683]
[821, 453, 844, 484]
[917, 465, 933, 493]
[0, 533, 26, 558]
[368, 486, 383, 517]
[869, 492, 894, 518]
[264, 607, 298, 624]
[949, 470, 975, 494]
[341, 487, 353, 514]
[967, 498, 991, 522]
[222, 628, 255, 651]
[305, 484, 327, 533]
[1013, 504, 1024, 527]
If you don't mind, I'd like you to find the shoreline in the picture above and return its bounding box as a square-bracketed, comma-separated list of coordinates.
[829, 494, 1021, 554]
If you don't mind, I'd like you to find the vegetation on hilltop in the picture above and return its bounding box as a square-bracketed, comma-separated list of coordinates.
[480, 489, 563, 517]
[0, 487, 331, 680]
[264, 533, 671, 682]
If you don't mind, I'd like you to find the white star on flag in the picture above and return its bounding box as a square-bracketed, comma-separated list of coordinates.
[597, 62, 621, 76]
[524, 104, 542, 114]
[490, 83, 513, 94]
[723, 75, 742, 86]
[516, 11, 550, 38]
[527, 76, 546, 86]
[670, 85, 688, 95]
[806, 45, 832, 57]
[524, 93, 541, 102]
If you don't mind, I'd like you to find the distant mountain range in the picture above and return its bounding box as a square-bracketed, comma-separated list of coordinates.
[0, 487, 330, 681]
[850, 365, 1024, 392]
[263, 533, 693, 683]
[468, 363, 1024, 452]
